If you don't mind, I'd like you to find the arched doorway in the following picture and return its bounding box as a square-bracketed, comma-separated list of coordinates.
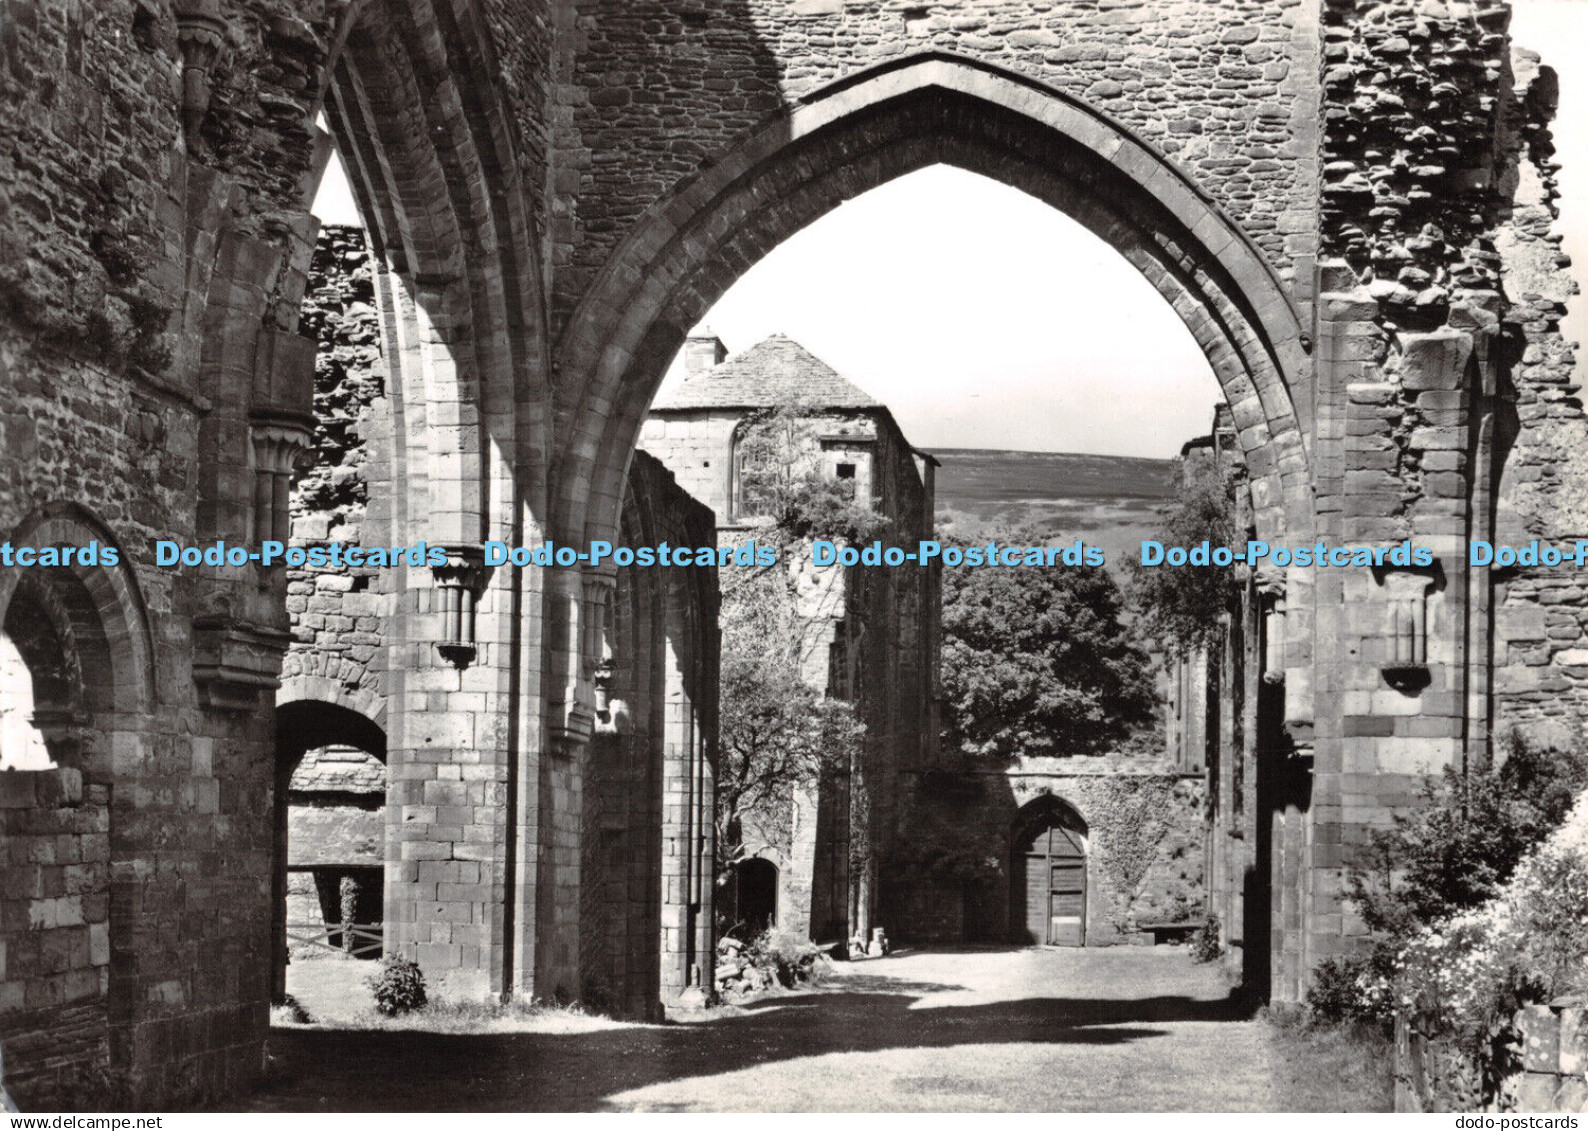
[273, 699, 388, 1001]
[735, 858, 779, 934]
[0, 508, 153, 1105]
[1011, 798, 1089, 947]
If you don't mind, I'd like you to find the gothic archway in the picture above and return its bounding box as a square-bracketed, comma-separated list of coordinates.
[555, 53, 1313, 556]
[272, 698, 388, 1001]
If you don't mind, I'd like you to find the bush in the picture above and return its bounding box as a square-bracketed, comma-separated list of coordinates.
[747, 928, 827, 988]
[1353, 732, 1588, 945]
[1306, 954, 1392, 1025]
[1316, 731, 1588, 1025]
[1383, 787, 1588, 1107]
[1190, 913, 1223, 963]
[367, 955, 428, 1016]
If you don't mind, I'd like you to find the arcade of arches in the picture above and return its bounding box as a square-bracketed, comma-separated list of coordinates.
[0, 0, 1580, 1108]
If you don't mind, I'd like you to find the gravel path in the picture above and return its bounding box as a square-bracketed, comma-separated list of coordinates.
[246, 947, 1294, 1112]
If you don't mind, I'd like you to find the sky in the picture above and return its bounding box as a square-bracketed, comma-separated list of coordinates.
[312, 0, 1588, 460]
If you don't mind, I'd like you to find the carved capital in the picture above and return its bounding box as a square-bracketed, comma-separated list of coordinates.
[432, 545, 488, 668]
[250, 423, 313, 546]
[173, 0, 229, 150]
[1378, 566, 1440, 689]
[250, 422, 313, 476]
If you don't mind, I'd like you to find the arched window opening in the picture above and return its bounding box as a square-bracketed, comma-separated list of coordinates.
[0, 627, 53, 771]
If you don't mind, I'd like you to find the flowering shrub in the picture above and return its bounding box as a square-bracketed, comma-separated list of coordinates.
[1316, 732, 1588, 1029]
[1395, 791, 1588, 1103]
[1308, 953, 1394, 1025]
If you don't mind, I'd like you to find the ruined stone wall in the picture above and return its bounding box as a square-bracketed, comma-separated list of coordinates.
[283, 226, 390, 714]
[0, 0, 346, 1106]
[546, 0, 1322, 331]
[637, 411, 739, 518]
[575, 450, 718, 1015]
[1293, 0, 1584, 1002]
[643, 401, 938, 942]
[0, 768, 110, 1108]
[1486, 46, 1587, 748]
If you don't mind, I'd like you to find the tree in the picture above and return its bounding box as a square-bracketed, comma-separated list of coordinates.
[1130, 451, 1238, 656]
[939, 531, 1156, 760]
[714, 401, 874, 876]
[715, 641, 865, 875]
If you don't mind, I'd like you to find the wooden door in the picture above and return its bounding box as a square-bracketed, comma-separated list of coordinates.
[1014, 820, 1087, 946]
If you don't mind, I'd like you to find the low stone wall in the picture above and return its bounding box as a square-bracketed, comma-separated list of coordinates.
[1511, 1003, 1588, 1112]
[0, 768, 111, 1108]
[887, 760, 1206, 946]
[1395, 1003, 1588, 1113]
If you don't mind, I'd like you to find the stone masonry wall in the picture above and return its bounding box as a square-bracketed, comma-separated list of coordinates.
[547, 0, 1322, 332]
[0, 768, 110, 1109]
[0, 0, 345, 1105]
[1487, 45, 1587, 747]
[642, 397, 937, 943]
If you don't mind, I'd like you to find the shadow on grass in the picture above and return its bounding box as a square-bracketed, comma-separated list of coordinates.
[237, 981, 1252, 1112]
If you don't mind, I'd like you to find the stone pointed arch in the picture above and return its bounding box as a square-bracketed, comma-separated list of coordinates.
[0, 504, 156, 721]
[319, 0, 553, 552]
[553, 51, 1314, 552]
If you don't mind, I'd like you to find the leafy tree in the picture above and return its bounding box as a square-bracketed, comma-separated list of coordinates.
[715, 641, 864, 875]
[1130, 452, 1238, 656]
[939, 530, 1156, 760]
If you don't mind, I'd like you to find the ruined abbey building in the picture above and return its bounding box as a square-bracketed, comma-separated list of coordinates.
[0, 0, 1578, 1110]
[642, 332, 940, 946]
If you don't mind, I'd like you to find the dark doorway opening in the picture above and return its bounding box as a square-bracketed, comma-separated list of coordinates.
[736, 857, 779, 934]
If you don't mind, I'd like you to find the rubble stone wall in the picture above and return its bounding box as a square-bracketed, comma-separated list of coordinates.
[888, 761, 1206, 946]
[283, 225, 391, 716]
[547, 0, 1322, 330]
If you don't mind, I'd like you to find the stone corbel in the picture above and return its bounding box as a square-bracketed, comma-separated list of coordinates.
[173, 0, 229, 152]
[249, 422, 313, 546]
[193, 614, 290, 711]
[1378, 566, 1440, 692]
[432, 546, 488, 669]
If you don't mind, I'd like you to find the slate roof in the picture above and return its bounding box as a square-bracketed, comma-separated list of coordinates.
[652, 334, 882, 411]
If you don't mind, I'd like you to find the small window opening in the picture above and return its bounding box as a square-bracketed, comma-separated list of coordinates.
[835, 462, 856, 480]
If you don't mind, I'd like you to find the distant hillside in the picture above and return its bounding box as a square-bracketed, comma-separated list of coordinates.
[930, 448, 1177, 571]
